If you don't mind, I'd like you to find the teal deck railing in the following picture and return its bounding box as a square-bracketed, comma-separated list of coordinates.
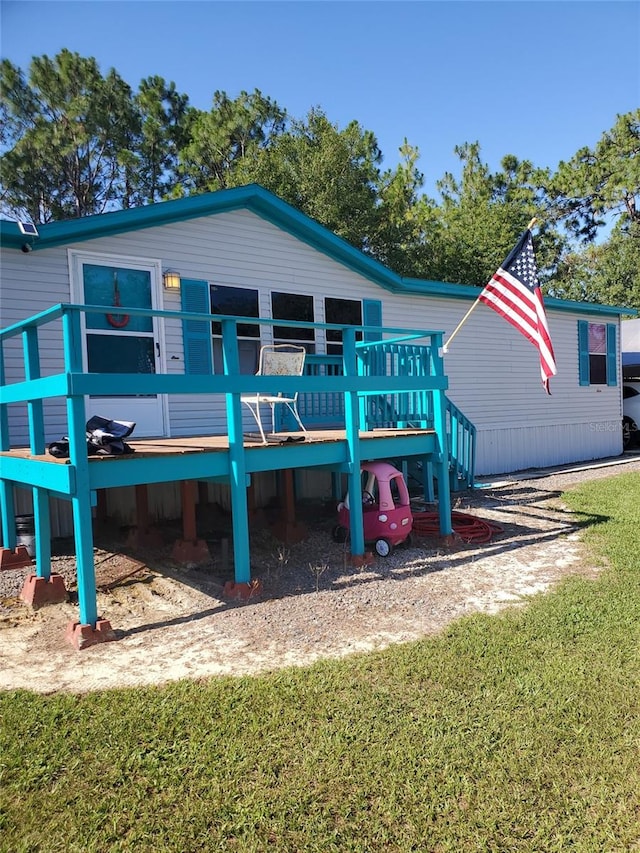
[0, 303, 457, 630]
[357, 341, 476, 491]
[359, 341, 436, 430]
[289, 344, 476, 492]
[285, 354, 346, 429]
[446, 397, 476, 490]
[0, 305, 450, 445]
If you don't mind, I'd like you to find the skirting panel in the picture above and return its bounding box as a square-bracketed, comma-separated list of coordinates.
[476, 421, 623, 476]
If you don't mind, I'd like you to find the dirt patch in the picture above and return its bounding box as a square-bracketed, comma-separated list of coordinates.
[1, 457, 638, 694]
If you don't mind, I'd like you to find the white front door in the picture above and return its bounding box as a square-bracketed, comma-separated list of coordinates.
[69, 251, 167, 438]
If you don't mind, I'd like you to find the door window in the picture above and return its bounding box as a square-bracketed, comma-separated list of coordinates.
[82, 263, 156, 397]
[86, 335, 156, 397]
[84, 264, 153, 333]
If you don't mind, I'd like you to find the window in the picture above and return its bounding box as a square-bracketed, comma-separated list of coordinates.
[210, 284, 259, 374]
[588, 323, 607, 385]
[325, 297, 362, 355]
[578, 320, 617, 387]
[271, 291, 315, 352]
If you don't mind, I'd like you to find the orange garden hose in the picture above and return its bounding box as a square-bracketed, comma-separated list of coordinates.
[411, 510, 503, 544]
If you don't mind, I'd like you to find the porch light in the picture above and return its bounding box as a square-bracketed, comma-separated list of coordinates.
[163, 269, 181, 290]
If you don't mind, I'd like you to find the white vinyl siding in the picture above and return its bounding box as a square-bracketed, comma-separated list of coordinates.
[2, 208, 624, 474]
[0, 248, 71, 442]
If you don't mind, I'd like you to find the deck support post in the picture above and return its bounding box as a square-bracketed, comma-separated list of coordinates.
[271, 469, 307, 544]
[23, 325, 45, 455]
[432, 388, 453, 537]
[22, 330, 52, 581]
[171, 480, 210, 564]
[0, 482, 18, 553]
[331, 472, 343, 502]
[62, 309, 102, 632]
[127, 484, 164, 550]
[0, 338, 31, 568]
[343, 329, 365, 556]
[32, 486, 52, 580]
[198, 481, 209, 506]
[423, 457, 435, 503]
[222, 319, 251, 584]
[247, 479, 264, 524]
[0, 478, 28, 570]
[96, 488, 108, 523]
[0, 344, 13, 551]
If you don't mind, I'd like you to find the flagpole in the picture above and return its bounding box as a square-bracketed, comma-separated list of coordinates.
[442, 218, 538, 354]
[442, 297, 482, 353]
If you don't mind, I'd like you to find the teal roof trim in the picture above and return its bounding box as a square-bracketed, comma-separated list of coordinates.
[402, 277, 480, 299]
[0, 184, 405, 292]
[401, 278, 636, 318]
[1, 184, 636, 319]
[544, 295, 636, 318]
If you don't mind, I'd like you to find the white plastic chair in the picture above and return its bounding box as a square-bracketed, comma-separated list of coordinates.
[241, 344, 308, 444]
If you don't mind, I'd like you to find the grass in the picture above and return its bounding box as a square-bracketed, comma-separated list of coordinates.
[1, 473, 639, 852]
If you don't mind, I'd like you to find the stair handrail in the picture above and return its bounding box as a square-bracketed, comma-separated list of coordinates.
[445, 396, 476, 489]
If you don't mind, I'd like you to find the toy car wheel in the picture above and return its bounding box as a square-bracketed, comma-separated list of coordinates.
[332, 525, 348, 543]
[375, 538, 393, 557]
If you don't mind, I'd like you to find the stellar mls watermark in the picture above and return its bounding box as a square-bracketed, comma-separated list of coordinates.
[589, 422, 625, 432]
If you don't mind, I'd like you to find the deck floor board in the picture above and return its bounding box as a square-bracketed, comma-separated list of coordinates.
[1, 428, 435, 464]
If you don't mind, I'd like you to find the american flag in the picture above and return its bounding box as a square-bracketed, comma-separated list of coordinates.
[479, 229, 557, 393]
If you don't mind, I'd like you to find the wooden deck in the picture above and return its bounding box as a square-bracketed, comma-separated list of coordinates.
[1, 303, 456, 633]
[0, 426, 440, 496]
[1, 427, 435, 462]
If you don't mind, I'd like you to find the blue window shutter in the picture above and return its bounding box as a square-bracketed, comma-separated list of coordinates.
[577, 320, 590, 386]
[363, 299, 382, 342]
[606, 323, 617, 387]
[181, 279, 213, 375]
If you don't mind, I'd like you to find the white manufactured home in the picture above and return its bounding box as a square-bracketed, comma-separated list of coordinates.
[0, 184, 632, 522]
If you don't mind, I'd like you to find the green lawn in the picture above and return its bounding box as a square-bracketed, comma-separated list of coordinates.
[1, 473, 639, 852]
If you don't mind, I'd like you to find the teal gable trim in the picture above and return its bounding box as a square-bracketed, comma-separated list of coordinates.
[0, 184, 405, 293]
[181, 279, 213, 375]
[606, 323, 617, 387]
[578, 320, 590, 386]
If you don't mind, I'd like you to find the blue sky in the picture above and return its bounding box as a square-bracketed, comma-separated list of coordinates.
[1, 1, 639, 194]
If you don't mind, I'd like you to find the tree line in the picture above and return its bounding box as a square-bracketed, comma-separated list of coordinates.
[1, 49, 638, 309]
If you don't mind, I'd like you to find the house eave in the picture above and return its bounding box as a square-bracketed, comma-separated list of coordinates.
[1, 184, 636, 319]
[402, 277, 636, 318]
[0, 184, 405, 293]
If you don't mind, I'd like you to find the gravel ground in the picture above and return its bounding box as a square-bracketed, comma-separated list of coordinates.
[1, 452, 639, 694]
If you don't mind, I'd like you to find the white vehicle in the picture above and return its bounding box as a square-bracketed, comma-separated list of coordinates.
[623, 381, 640, 449]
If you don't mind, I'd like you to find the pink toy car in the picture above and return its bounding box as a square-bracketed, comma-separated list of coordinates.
[333, 461, 413, 556]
